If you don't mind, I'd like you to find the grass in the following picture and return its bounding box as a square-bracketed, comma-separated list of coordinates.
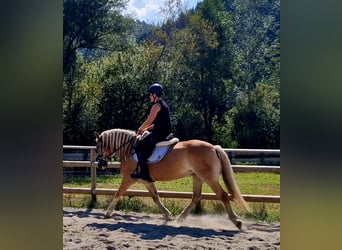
[63, 172, 280, 223]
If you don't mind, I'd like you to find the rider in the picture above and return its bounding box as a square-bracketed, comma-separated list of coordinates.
[130, 83, 172, 182]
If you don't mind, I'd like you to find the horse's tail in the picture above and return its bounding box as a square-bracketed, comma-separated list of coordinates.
[215, 145, 250, 212]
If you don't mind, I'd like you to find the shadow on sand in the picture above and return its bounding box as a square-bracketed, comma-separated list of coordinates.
[87, 221, 240, 240]
[63, 208, 241, 240]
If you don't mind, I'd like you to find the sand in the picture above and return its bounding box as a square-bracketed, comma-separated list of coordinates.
[63, 207, 280, 249]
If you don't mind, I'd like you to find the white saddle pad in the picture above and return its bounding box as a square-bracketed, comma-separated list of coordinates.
[133, 145, 171, 163]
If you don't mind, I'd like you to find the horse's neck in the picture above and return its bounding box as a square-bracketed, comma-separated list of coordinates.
[107, 129, 136, 157]
[119, 143, 134, 162]
[115, 132, 136, 163]
[118, 145, 137, 173]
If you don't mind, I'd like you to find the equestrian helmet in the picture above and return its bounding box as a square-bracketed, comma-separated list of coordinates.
[148, 83, 163, 96]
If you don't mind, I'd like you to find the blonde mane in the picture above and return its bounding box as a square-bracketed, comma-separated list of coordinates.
[100, 129, 136, 161]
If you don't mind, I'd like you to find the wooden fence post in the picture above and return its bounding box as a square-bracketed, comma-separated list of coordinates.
[90, 148, 97, 206]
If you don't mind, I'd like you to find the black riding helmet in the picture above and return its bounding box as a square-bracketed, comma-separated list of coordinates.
[148, 83, 163, 97]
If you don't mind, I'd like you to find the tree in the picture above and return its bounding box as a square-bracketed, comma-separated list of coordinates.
[63, 0, 131, 144]
[63, 0, 128, 97]
[96, 42, 167, 131]
[230, 83, 280, 148]
[230, 0, 280, 92]
[157, 13, 221, 141]
[183, 0, 235, 142]
[62, 0, 281, 148]
[148, 0, 237, 142]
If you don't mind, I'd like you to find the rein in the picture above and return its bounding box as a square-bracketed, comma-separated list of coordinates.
[101, 136, 136, 161]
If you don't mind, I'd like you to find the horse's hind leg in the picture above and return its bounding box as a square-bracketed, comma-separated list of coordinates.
[144, 183, 172, 221]
[206, 181, 242, 230]
[105, 177, 135, 218]
[178, 175, 203, 222]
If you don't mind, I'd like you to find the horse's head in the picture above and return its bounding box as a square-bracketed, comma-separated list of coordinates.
[94, 131, 110, 168]
[95, 129, 137, 168]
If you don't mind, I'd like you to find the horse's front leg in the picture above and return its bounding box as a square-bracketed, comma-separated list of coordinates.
[144, 182, 173, 221]
[105, 176, 136, 218]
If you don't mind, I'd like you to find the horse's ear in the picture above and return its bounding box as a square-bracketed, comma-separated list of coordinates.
[94, 132, 100, 139]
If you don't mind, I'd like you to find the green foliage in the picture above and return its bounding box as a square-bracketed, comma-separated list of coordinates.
[230, 83, 280, 148]
[63, 0, 129, 74]
[63, 0, 132, 144]
[230, 0, 280, 91]
[243, 203, 280, 222]
[173, 104, 205, 140]
[163, 200, 184, 216]
[63, 194, 93, 208]
[212, 114, 237, 148]
[97, 43, 167, 131]
[162, 1, 235, 142]
[116, 197, 146, 212]
[63, 0, 280, 148]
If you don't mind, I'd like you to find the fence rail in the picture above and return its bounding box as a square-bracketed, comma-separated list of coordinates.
[63, 145, 280, 203]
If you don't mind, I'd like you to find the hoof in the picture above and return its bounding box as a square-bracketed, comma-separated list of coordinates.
[236, 220, 242, 230]
[104, 212, 112, 219]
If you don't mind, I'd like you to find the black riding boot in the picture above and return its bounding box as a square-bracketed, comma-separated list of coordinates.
[130, 162, 154, 182]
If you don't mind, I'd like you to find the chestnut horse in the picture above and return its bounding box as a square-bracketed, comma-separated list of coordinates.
[95, 128, 249, 230]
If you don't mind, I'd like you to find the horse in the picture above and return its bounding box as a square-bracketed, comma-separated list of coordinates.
[95, 128, 250, 230]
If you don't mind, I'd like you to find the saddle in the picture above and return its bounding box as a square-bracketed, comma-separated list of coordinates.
[132, 133, 179, 164]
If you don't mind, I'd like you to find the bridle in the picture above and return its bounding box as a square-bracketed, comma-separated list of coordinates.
[96, 136, 136, 168]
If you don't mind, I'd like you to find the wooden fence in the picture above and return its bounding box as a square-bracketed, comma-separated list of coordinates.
[63, 145, 280, 203]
